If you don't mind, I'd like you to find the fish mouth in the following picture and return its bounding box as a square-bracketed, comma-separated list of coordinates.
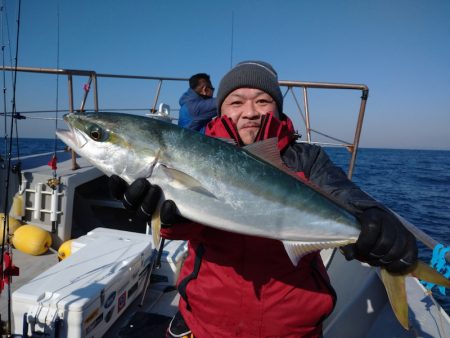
[56, 125, 88, 150]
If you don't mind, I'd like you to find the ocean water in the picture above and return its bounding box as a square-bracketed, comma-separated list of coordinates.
[326, 147, 450, 314]
[2, 139, 450, 315]
[0, 137, 66, 158]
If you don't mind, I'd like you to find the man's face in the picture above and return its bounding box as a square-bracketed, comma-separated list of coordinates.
[197, 79, 214, 98]
[221, 88, 278, 145]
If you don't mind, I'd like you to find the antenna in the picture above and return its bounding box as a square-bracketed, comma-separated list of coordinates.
[230, 11, 234, 69]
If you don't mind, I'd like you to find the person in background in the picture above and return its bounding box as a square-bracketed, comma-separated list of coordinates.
[178, 73, 217, 132]
[109, 61, 418, 338]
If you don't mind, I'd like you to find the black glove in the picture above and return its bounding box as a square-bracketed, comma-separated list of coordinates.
[159, 200, 188, 227]
[341, 207, 418, 273]
[109, 175, 186, 227]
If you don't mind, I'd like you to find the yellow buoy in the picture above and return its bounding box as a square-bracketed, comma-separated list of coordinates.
[0, 213, 23, 243]
[12, 224, 52, 256]
[9, 192, 25, 218]
[57, 239, 73, 261]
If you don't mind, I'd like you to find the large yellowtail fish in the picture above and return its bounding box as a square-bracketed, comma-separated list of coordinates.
[56, 112, 450, 329]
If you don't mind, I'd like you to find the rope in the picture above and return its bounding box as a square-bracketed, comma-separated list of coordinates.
[422, 244, 450, 295]
[287, 87, 306, 125]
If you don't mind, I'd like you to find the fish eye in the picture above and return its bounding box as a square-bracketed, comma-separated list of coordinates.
[88, 125, 107, 142]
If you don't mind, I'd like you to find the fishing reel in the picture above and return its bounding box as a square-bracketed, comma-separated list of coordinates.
[11, 162, 22, 187]
[47, 177, 61, 190]
[0, 317, 9, 336]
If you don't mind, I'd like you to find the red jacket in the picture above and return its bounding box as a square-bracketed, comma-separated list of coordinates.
[161, 114, 336, 337]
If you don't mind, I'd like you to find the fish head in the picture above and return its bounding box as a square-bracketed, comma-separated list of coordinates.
[56, 112, 156, 182]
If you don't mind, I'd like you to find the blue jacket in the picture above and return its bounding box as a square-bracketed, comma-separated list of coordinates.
[178, 88, 217, 132]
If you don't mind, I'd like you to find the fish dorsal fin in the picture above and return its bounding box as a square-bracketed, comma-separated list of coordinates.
[282, 239, 356, 266]
[244, 138, 296, 177]
[244, 138, 284, 167]
[161, 165, 217, 198]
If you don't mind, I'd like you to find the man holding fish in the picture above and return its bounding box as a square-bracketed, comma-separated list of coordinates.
[108, 61, 418, 338]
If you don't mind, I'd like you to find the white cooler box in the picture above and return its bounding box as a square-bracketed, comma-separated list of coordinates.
[12, 228, 154, 338]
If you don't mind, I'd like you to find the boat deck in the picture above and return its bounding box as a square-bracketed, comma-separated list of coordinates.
[0, 150, 449, 337]
[0, 248, 59, 322]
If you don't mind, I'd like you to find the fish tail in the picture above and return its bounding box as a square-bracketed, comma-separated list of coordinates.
[411, 260, 450, 288]
[380, 268, 409, 330]
[380, 260, 450, 331]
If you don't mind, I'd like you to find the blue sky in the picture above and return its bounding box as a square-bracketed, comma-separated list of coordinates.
[2, 0, 450, 150]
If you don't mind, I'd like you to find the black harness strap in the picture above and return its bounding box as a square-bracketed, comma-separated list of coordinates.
[178, 244, 205, 311]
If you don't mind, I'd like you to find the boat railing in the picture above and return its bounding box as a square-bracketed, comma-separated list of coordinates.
[0, 65, 188, 114]
[0, 66, 368, 179]
[279, 80, 369, 179]
[3, 65, 447, 261]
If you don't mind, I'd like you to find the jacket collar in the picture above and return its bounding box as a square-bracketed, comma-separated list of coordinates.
[205, 112, 297, 152]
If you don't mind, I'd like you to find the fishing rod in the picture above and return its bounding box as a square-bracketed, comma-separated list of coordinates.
[46, 0, 62, 231]
[0, 0, 22, 335]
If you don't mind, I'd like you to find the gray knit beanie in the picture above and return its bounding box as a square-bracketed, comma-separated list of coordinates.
[216, 61, 283, 116]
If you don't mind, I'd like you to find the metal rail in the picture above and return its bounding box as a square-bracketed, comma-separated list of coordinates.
[0, 66, 188, 114]
[1, 65, 448, 263]
[279, 80, 369, 179]
[1, 66, 368, 179]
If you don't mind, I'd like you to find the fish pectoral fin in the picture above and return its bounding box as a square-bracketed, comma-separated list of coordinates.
[380, 268, 409, 330]
[282, 239, 353, 266]
[161, 166, 217, 198]
[144, 149, 161, 178]
[411, 260, 450, 288]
